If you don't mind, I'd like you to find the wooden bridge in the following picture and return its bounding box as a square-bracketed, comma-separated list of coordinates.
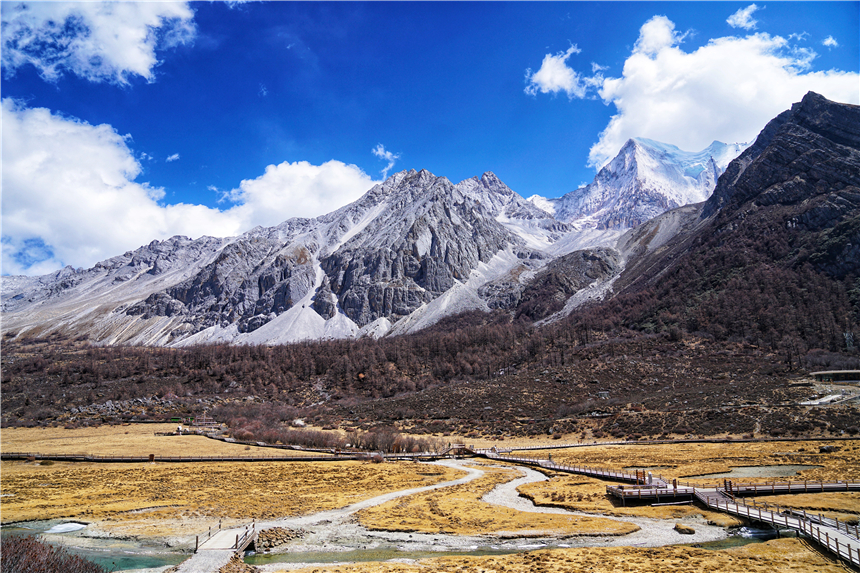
[172, 521, 257, 573]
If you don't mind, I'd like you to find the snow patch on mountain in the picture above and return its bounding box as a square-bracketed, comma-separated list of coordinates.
[387, 280, 490, 337]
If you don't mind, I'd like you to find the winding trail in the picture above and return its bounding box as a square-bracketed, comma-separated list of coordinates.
[177, 459, 731, 572]
[264, 460, 485, 530]
[250, 461, 728, 572]
[176, 461, 486, 572]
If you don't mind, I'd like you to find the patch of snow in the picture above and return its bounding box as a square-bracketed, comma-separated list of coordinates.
[414, 226, 434, 257]
[327, 199, 390, 253]
[387, 281, 489, 336]
[465, 248, 524, 289]
[546, 227, 624, 257]
[360, 317, 391, 339]
[526, 194, 557, 216]
[323, 312, 360, 340]
[45, 523, 87, 534]
[536, 271, 622, 327]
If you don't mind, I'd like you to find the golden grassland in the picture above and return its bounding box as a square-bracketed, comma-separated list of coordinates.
[279, 538, 847, 573]
[543, 439, 860, 482]
[2, 425, 858, 573]
[0, 459, 461, 522]
[743, 492, 860, 524]
[0, 424, 328, 458]
[517, 475, 743, 527]
[357, 462, 638, 537]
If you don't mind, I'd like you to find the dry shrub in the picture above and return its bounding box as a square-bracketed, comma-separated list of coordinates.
[0, 535, 107, 573]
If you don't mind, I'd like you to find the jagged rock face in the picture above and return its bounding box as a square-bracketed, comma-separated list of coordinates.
[615, 92, 860, 299]
[1, 235, 227, 314]
[125, 227, 319, 334]
[514, 248, 621, 321]
[319, 170, 523, 326]
[4, 94, 851, 346]
[47, 168, 554, 340]
[545, 139, 746, 230]
[702, 91, 860, 279]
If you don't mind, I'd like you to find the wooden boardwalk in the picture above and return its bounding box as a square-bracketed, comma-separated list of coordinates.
[485, 451, 669, 487]
[694, 490, 860, 567]
[481, 450, 860, 568]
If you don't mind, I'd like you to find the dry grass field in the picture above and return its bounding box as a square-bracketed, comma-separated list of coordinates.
[1, 460, 461, 525]
[0, 424, 327, 458]
[0, 425, 464, 540]
[2, 425, 857, 573]
[543, 439, 860, 482]
[357, 462, 638, 537]
[518, 475, 743, 527]
[277, 538, 846, 573]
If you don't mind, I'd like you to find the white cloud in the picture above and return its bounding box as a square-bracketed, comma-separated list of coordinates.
[166, 153, 180, 162]
[634, 16, 686, 56]
[225, 160, 377, 227]
[727, 4, 761, 30]
[1, 100, 378, 276]
[823, 36, 839, 48]
[524, 16, 860, 169]
[1, 1, 196, 84]
[524, 45, 598, 98]
[588, 21, 859, 166]
[372, 144, 401, 179]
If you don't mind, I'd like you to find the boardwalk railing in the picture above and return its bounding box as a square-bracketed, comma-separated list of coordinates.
[486, 449, 859, 567]
[487, 451, 668, 486]
[695, 490, 860, 567]
[234, 523, 255, 551]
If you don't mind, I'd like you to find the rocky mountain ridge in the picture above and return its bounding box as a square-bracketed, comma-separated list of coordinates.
[602, 91, 860, 351]
[2, 93, 851, 348]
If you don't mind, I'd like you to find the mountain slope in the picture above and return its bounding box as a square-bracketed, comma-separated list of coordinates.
[1, 169, 600, 345]
[594, 92, 860, 350]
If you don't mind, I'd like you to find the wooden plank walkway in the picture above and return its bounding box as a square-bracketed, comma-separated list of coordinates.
[482, 450, 860, 567]
[485, 451, 669, 487]
[695, 490, 860, 567]
[606, 480, 860, 502]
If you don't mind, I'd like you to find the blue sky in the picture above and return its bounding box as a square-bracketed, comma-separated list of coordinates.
[2, 1, 858, 275]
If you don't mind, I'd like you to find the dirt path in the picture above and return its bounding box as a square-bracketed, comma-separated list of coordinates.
[167, 461, 487, 573]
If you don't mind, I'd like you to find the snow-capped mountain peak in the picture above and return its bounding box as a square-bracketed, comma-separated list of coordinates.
[531, 138, 749, 230]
